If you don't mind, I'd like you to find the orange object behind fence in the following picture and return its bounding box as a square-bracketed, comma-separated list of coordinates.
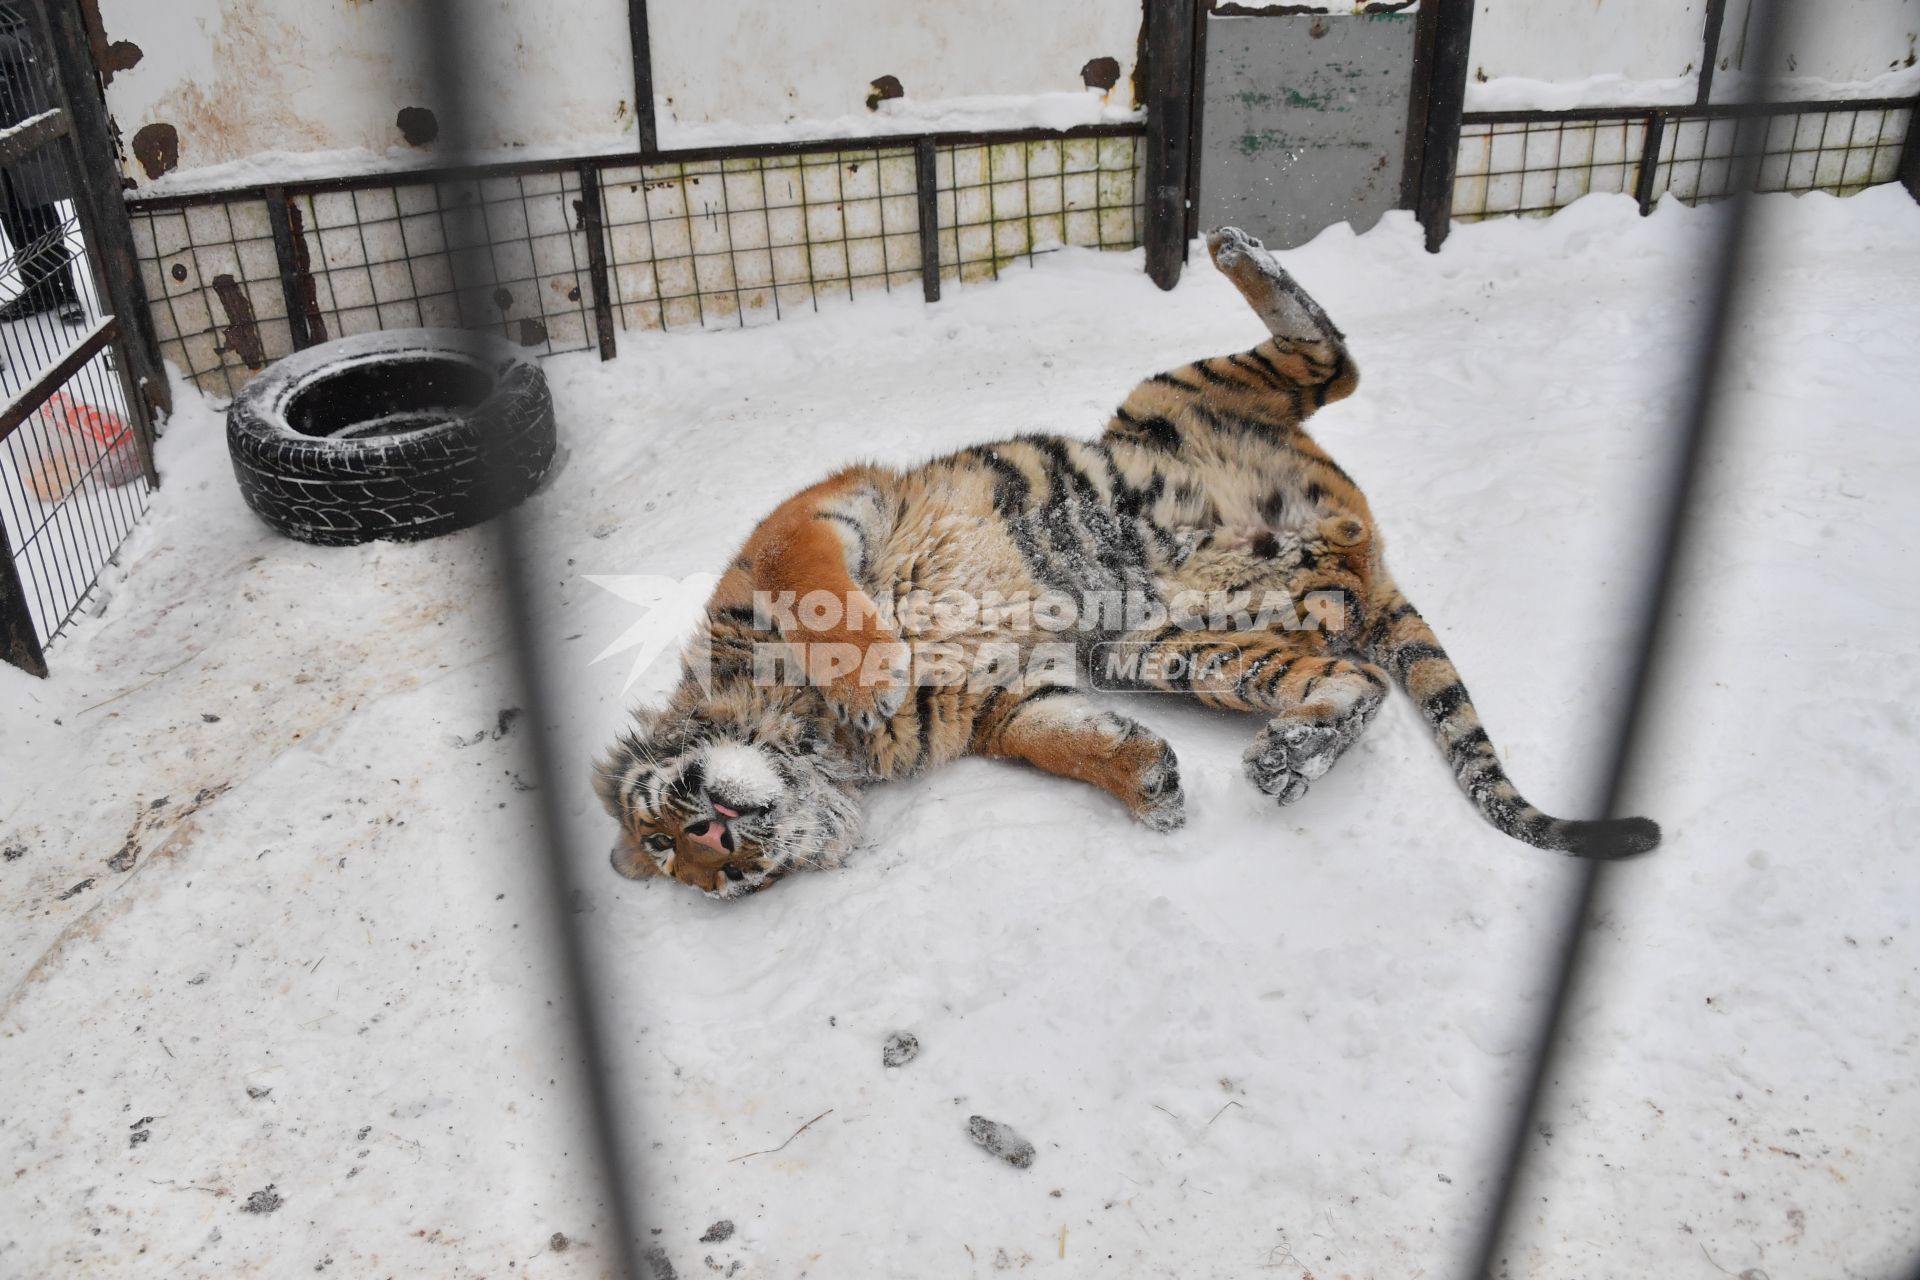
[20, 391, 142, 503]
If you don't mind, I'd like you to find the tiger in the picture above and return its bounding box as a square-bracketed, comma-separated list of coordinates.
[594, 227, 1661, 898]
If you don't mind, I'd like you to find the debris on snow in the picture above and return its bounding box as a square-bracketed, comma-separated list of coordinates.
[968, 1116, 1036, 1169]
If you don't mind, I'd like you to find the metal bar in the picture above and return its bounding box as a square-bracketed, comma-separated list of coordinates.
[1902, 102, 1920, 203]
[627, 0, 659, 153]
[1401, 0, 1443, 208]
[1462, 1, 1793, 1273]
[1143, 0, 1197, 289]
[1413, 0, 1474, 252]
[0, 316, 119, 445]
[914, 136, 940, 303]
[0, 106, 65, 168]
[415, 4, 648, 1276]
[0, 508, 48, 678]
[575, 163, 619, 361]
[1634, 112, 1667, 214]
[1182, 0, 1209, 243]
[264, 186, 314, 351]
[31, 0, 170, 419]
[1697, 0, 1729, 105]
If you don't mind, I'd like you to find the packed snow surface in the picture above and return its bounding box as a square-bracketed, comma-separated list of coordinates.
[4, 188, 1919, 1277]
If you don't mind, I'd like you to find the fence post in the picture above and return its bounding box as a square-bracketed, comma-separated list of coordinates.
[1143, 0, 1197, 290]
[1903, 108, 1920, 204]
[575, 164, 619, 361]
[1696, 0, 1729, 105]
[915, 137, 941, 303]
[1410, 0, 1474, 253]
[0, 517, 48, 679]
[627, 0, 659, 153]
[1635, 113, 1667, 214]
[32, 0, 171, 419]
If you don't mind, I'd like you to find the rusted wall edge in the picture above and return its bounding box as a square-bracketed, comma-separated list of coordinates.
[123, 124, 1151, 213]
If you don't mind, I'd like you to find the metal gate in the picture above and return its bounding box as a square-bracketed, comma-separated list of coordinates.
[0, 0, 165, 678]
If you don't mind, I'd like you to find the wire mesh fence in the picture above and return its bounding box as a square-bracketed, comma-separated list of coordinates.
[1453, 99, 1915, 222]
[0, 0, 154, 672]
[124, 128, 1150, 400]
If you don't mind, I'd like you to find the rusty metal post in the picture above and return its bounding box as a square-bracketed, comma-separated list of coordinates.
[1410, 0, 1474, 252]
[32, 0, 171, 418]
[0, 515, 48, 678]
[575, 163, 619, 361]
[627, 0, 659, 153]
[1143, 0, 1197, 289]
[1634, 113, 1667, 214]
[1696, 0, 1729, 105]
[1902, 106, 1920, 204]
[915, 137, 940, 303]
[264, 186, 314, 351]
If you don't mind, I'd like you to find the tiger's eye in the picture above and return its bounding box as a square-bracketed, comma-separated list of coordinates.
[645, 833, 674, 852]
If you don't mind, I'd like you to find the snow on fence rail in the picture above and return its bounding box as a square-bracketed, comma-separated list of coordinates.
[125, 129, 1147, 401]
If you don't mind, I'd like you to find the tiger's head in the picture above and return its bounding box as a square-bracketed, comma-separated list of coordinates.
[594, 690, 866, 899]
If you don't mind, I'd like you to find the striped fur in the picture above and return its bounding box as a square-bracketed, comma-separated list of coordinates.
[595, 226, 1659, 897]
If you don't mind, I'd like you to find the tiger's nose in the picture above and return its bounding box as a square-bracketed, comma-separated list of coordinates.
[685, 819, 730, 852]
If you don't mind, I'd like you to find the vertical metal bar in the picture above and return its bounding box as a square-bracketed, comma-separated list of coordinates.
[1142, 0, 1196, 289]
[1901, 103, 1920, 203]
[264, 185, 313, 351]
[1401, 0, 1444, 209]
[1413, 0, 1475, 252]
[1635, 112, 1667, 214]
[914, 137, 940, 303]
[0, 514, 49, 678]
[414, 6, 649, 1277]
[30, 0, 171, 418]
[1182, 0, 1209, 244]
[627, 0, 660, 153]
[1462, 2, 1792, 1274]
[1696, 0, 1729, 106]
[575, 163, 619, 361]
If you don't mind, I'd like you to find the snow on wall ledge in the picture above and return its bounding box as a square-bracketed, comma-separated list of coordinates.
[1466, 63, 1920, 115]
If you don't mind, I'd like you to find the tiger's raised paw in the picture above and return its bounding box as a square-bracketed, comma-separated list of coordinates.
[1242, 716, 1362, 806]
[825, 641, 911, 733]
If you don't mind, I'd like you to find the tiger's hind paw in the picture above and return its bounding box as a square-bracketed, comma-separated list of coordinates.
[1242, 716, 1361, 807]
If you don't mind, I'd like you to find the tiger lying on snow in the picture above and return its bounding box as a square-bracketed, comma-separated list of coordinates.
[595, 227, 1660, 898]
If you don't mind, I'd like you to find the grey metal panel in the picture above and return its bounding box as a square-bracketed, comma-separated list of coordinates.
[1199, 13, 1416, 249]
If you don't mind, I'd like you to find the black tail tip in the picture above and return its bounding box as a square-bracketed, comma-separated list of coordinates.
[1558, 816, 1662, 860]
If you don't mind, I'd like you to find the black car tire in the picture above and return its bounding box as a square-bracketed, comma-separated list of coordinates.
[225, 328, 555, 546]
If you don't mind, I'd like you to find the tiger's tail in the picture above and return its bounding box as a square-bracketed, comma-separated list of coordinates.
[1361, 587, 1661, 859]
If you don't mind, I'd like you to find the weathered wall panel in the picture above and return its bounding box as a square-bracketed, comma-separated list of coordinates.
[96, 0, 639, 194]
[646, 0, 1145, 142]
[1199, 14, 1415, 250]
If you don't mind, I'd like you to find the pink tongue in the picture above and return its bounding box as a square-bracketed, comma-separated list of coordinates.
[713, 803, 740, 819]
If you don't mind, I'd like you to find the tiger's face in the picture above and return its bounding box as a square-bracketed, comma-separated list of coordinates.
[594, 699, 866, 899]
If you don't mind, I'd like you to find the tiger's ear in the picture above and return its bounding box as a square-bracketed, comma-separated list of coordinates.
[609, 824, 665, 881]
[592, 748, 629, 820]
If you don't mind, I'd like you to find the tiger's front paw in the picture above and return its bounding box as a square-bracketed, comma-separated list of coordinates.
[1130, 740, 1187, 832]
[821, 638, 911, 733]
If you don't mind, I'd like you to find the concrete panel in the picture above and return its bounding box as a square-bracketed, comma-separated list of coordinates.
[1199, 14, 1415, 250]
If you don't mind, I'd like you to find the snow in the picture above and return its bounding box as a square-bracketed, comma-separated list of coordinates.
[123, 93, 1141, 200]
[1465, 63, 1920, 112]
[4, 185, 1920, 1276]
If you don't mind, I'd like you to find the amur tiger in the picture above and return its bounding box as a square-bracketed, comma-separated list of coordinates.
[594, 227, 1661, 898]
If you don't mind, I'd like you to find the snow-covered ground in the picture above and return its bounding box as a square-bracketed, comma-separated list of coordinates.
[3, 187, 1918, 1278]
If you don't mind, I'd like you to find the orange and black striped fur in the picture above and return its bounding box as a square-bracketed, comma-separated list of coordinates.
[596, 228, 1660, 898]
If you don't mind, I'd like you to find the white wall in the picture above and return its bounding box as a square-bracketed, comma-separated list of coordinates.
[95, 0, 1144, 195]
[1466, 0, 1920, 109]
[96, 0, 640, 194]
[646, 0, 1144, 144]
